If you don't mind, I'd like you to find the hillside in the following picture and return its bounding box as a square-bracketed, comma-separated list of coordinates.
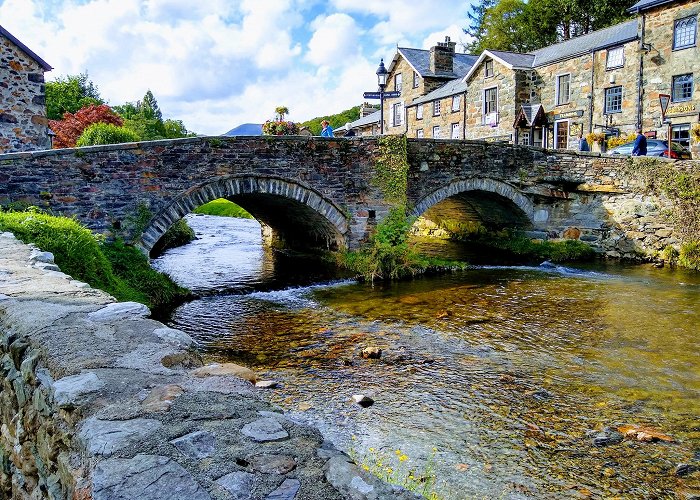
[299, 105, 368, 135]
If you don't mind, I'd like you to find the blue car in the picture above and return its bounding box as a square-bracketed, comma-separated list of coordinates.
[607, 139, 692, 159]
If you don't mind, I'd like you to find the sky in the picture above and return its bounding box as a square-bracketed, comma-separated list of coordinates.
[1, 0, 475, 135]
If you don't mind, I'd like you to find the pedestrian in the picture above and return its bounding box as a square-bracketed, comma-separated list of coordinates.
[578, 132, 589, 152]
[345, 128, 356, 137]
[320, 120, 334, 137]
[632, 128, 647, 156]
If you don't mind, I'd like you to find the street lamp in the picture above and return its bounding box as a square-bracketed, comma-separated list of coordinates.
[376, 59, 388, 134]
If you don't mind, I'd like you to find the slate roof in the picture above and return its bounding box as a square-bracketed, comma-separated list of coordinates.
[408, 78, 466, 107]
[628, 0, 676, 13]
[342, 110, 380, 130]
[488, 50, 536, 69]
[392, 47, 479, 78]
[513, 104, 547, 127]
[531, 20, 638, 66]
[0, 25, 52, 71]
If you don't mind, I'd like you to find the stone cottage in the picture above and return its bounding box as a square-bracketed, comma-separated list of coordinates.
[0, 25, 52, 153]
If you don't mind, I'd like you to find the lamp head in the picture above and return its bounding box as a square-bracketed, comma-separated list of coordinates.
[376, 59, 388, 88]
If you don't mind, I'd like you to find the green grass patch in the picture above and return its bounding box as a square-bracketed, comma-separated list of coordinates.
[476, 232, 597, 263]
[150, 219, 196, 257]
[194, 199, 253, 218]
[0, 209, 188, 311]
[679, 241, 700, 270]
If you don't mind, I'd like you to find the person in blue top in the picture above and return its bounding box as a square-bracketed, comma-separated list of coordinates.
[632, 129, 647, 156]
[577, 132, 589, 152]
[320, 120, 334, 137]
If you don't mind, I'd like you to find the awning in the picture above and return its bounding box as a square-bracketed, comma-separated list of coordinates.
[513, 104, 547, 128]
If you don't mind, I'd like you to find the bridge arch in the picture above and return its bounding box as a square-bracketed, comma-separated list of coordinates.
[410, 178, 535, 231]
[138, 175, 349, 254]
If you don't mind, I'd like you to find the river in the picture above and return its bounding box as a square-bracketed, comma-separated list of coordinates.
[153, 214, 700, 499]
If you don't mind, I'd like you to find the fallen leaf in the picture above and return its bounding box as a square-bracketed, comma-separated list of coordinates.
[617, 424, 674, 442]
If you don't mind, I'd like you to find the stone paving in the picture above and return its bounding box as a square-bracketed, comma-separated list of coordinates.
[0, 232, 421, 499]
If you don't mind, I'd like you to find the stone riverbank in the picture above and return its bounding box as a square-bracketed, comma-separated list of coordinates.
[0, 232, 419, 500]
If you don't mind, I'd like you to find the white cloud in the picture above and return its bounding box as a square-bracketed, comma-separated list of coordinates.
[306, 13, 360, 66]
[421, 24, 472, 52]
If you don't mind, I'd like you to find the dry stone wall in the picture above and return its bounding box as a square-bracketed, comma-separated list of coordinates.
[0, 232, 421, 499]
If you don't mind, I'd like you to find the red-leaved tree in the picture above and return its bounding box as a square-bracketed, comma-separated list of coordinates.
[49, 104, 123, 148]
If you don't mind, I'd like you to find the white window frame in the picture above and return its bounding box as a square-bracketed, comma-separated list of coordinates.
[484, 59, 494, 78]
[395, 73, 402, 92]
[555, 73, 571, 106]
[416, 104, 423, 120]
[604, 86, 623, 114]
[606, 46, 624, 69]
[413, 71, 419, 88]
[433, 100, 441, 116]
[417, 129, 424, 138]
[483, 86, 498, 124]
[451, 123, 460, 139]
[432, 125, 440, 138]
[392, 102, 404, 126]
[451, 95, 460, 112]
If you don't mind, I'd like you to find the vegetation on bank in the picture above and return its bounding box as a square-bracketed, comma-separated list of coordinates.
[0, 209, 189, 311]
[624, 157, 700, 270]
[150, 219, 197, 257]
[194, 199, 253, 218]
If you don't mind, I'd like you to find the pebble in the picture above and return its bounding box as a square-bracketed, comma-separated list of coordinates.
[675, 463, 699, 477]
[352, 395, 374, 408]
[361, 347, 382, 359]
[589, 427, 624, 447]
[255, 380, 279, 389]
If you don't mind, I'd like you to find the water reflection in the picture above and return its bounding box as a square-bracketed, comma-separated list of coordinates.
[159, 215, 700, 499]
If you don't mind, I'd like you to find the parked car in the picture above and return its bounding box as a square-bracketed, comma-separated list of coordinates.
[607, 139, 692, 159]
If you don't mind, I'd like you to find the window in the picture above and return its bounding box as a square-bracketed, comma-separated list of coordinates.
[392, 102, 403, 126]
[413, 71, 419, 88]
[672, 123, 691, 148]
[672, 74, 693, 102]
[451, 95, 460, 112]
[556, 74, 570, 105]
[484, 60, 494, 78]
[674, 16, 697, 50]
[433, 100, 441, 116]
[451, 123, 460, 139]
[395, 73, 402, 92]
[606, 47, 624, 69]
[417, 129, 424, 138]
[483, 87, 498, 123]
[416, 104, 423, 120]
[432, 126, 440, 138]
[604, 86, 623, 114]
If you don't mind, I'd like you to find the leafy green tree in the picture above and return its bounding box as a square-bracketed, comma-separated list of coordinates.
[45, 73, 103, 120]
[275, 106, 289, 121]
[76, 122, 140, 147]
[140, 90, 163, 121]
[299, 105, 366, 135]
[113, 91, 193, 140]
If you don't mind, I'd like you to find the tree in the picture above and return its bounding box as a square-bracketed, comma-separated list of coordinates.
[139, 90, 163, 121]
[464, 0, 498, 53]
[275, 106, 289, 121]
[113, 91, 193, 141]
[49, 104, 122, 148]
[45, 73, 103, 120]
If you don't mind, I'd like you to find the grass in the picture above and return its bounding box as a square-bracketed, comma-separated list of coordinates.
[479, 233, 597, 262]
[150, 218, 196, 257]
[194, 198, 253, 218]
[0, 209, 189, 312]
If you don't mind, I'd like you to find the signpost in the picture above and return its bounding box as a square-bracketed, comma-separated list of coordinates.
[362, 90, 401, 134]
[659, 93, 671, 155]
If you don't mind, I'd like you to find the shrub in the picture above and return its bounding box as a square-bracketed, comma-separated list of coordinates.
[76, 122, 140, 147]
[679, 241, 700, 270]
[150, 219, 196, 257]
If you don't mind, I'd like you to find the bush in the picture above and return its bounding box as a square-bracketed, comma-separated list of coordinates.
[194, 199, 253, 218]
[150, 219, 196, 257]
[679, 241, 700, 270]
[76, 122, 140, 147]
[0, 209, 188, 311]
[607, 133, 636, 149]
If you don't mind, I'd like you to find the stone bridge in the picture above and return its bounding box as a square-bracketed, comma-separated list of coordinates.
[0, 136, 691, 259]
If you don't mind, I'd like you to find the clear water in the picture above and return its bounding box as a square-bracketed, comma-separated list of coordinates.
[154, 215, 700, 499]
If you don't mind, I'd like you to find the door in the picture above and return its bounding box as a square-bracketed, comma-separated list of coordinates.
[555, 120, 569, 149]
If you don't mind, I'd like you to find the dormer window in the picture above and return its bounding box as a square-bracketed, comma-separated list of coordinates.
[606, 46, 624, 69]
[484, 60, 494, 78]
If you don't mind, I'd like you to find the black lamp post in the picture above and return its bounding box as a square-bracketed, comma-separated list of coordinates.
[376, 59, 388, 135]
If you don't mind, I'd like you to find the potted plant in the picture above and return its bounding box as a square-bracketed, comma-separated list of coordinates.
[586, 132, 607, 153]
[691, 123, 700, 160]
[262, 106, 300, 136]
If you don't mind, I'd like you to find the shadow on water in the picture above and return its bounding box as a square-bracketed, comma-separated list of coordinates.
[154, 215, 700, 499]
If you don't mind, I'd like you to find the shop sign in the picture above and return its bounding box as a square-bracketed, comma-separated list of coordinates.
[484, 134, 512, 143]
[666, 102, 697, 116]
[553, 109, 584, 120]
[644, 130, 657, 138]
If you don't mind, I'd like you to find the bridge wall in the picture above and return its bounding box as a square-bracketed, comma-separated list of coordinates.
[0, 136, 696, 259]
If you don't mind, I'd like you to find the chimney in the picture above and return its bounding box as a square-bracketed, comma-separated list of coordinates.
[430, 36, 456, 74]
[360, 102, 377, 118]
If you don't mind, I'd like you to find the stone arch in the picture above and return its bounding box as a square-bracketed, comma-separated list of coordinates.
[410, 177, 535, 225]
[138, 175, 349, 254]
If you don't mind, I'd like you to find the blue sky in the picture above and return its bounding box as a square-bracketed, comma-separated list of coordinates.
[1, 0, 474, 134]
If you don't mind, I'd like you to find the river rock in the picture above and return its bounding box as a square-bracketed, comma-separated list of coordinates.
[351, 394, 374, 407]
[266, 478, 301, 500]
[324, 456, 421, 499]
[170, 430, 216, 459]
[675, 463, 699, 477]
[141, 384, 184, 412]
[87, 302, 151, 322]
[192, 363, 258, 383]
[92, 454, 211, 500]
[250, 454, 297, 474]
[361, 347, 382, 359]
[255, 380, 278, 389]
[79, 417, 163, 457]
[216, 471, 255, 499]
[589, 427, 624, 447]
[241, 418, 289, 442]
[153, 327, 195, 347]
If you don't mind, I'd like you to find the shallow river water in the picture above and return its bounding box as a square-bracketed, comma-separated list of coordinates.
[153, 214, 700, 499]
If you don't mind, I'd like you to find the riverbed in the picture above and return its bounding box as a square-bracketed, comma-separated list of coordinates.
[153, 214, 700, 499]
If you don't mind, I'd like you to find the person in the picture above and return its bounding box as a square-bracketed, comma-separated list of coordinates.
[320, 120, 334, 137]
[632, 129, 647, 156]
[345, 128, 356, 137]
[578, 132, 589, 152]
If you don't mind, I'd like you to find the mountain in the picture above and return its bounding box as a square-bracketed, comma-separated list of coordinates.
[224, 123, 263, 136]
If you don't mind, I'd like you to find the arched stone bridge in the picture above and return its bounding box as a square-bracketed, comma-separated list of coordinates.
[0, 136, 691, 259]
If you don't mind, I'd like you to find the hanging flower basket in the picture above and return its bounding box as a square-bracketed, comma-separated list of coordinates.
[262, 120, 300, 136]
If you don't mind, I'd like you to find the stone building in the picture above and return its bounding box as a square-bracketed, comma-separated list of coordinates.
[0, 25, 52, 153]
[380, 0, 699, 151]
